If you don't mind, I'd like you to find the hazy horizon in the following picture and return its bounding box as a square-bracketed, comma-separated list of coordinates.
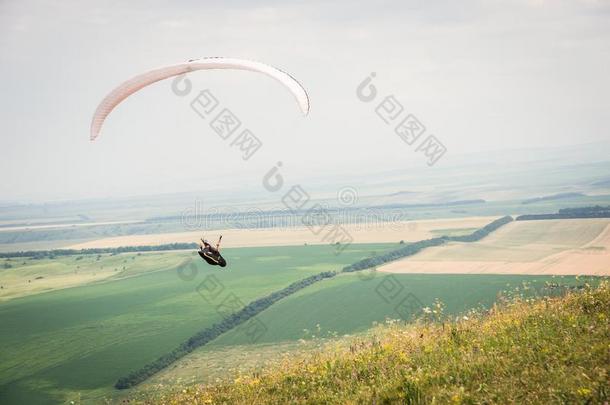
[1, 140, 608, 213]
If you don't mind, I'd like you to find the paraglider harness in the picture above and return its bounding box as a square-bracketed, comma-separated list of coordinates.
[198, 236, 227, 267]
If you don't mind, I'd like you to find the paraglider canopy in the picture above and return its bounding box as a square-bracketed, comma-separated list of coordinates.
[90, 57, 310, 141]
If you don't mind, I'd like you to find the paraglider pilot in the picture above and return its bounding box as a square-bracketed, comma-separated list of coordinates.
[198, 235, 227, 267]
[200, 236, 222, 254]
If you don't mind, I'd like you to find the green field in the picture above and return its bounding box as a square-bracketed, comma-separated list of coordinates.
[0, 251, 191, 301]
[210, 272, 589, 346]
[0, 244, 394, 404]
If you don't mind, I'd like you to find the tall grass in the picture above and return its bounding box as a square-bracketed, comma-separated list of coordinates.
[135, 281, 609, 404]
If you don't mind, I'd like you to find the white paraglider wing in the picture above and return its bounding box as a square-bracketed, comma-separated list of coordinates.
[90, 57, 310, 141]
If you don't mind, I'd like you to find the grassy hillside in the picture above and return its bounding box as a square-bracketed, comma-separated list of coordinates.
[143, 281, 609, 404]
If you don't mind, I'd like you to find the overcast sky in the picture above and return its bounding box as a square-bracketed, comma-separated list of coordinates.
[1, 0, 609, 202]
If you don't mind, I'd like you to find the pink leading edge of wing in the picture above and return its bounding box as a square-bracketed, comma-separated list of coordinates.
[90, 64, 190, 140]
[90, 58, 309, 141]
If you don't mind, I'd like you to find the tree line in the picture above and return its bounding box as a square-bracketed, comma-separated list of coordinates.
[520, 192, 584, 205]
[516, 205, 610, 221]
[342, 215, 513, 272]
[0, 243, 198, 259]
[115, 271, 337, 389]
